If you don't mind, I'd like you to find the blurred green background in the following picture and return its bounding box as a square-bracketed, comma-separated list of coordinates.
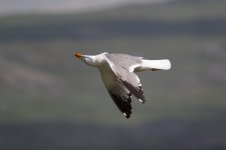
[0, 0, 226, 149]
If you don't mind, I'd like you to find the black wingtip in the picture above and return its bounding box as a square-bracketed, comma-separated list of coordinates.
[123, 113, 130, 119]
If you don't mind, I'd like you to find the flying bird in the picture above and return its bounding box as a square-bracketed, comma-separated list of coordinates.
[73, 52, 171, 118]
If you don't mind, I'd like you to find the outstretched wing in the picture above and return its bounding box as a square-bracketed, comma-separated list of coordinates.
[104, 53, 143, 72]
[100, 69, 132, 118]
[107, 81, 132, 119]
[104, 53, 146, 103]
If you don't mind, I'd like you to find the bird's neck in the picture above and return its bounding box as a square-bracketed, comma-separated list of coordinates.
[84, 53, 107, 67]
[84, 55, 98, 67]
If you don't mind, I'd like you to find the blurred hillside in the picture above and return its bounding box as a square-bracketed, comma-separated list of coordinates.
[0, 0, 226, 149]
[1, 0, 225, 123]
[0, 0, 168, 16]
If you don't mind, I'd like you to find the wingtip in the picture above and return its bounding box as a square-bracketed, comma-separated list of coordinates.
[123, 113, 130, 119]
[139, 99, 146, 104]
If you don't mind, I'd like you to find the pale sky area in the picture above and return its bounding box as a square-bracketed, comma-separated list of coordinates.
[0, 0, 170, 16]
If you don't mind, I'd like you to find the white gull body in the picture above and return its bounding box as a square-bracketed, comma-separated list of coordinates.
[74, 52, 171, 118]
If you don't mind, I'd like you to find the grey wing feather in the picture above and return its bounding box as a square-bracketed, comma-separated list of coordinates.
[104, 53, 146, 103]
[100, 67, 133, 118]
[105, 53, 142, 71]
[120, 72, 146, 103]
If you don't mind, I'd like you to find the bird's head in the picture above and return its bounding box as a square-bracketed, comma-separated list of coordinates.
[73, 51, 97, 67]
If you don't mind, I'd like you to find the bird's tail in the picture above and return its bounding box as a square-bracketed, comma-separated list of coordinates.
[141, 59, 171, 71]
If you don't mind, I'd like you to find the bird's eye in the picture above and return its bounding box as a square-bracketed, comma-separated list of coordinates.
[82, 57, 88, 62]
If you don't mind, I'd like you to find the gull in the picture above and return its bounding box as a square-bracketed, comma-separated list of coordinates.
[73, 52, 171, 118]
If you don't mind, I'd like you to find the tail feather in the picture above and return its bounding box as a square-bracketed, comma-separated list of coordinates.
[141, 59, 171, 70]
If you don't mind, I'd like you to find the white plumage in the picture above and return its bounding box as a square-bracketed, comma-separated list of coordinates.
[140, 59, 171, 71]
[74, 52, 171, 118]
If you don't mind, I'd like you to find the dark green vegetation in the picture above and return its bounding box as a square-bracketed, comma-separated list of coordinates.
[0, 0, 226, 149]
